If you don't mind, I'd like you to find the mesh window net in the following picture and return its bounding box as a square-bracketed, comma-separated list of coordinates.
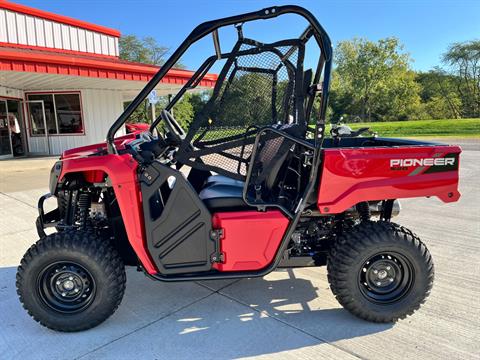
[177, 37, 306, 181]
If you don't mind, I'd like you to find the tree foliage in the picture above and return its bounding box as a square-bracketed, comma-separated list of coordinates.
[119, 34, 184, 68]
[331, 37, 420, 122]
[213, 73, 279, 127]
[415, 69, 462, 119]
[122, 35, 479, 129]
[441, 40, 480, 118]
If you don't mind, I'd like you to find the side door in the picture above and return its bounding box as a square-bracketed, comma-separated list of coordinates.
[25, 100, 50, 155]
[140, 161, 216, 275]
[0, 99, 13, 158]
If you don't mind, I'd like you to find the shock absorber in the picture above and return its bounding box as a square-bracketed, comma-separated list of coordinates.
[356, 202, 371, 222]
[77, 193, 91, 229]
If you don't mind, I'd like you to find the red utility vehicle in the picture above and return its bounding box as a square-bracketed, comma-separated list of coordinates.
[16, 6, 461, 332]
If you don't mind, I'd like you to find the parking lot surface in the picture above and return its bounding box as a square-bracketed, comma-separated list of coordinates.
[0, 141, 479, 359]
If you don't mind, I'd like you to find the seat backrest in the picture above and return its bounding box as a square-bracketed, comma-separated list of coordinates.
[254, 123, 305, 190]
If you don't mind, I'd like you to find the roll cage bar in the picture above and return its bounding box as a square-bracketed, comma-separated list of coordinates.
[106, 5, 332, 154]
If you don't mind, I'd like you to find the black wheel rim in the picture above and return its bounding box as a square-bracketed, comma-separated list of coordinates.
[37, 261, 96, 313]
[358, 252, 414, 304]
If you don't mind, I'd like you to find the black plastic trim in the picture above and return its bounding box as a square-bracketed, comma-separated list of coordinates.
[36, 193, 61, 238]
[140, 161, 216, 275]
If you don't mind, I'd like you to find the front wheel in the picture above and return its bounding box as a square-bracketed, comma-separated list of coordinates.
[16, 230, 126, 332]
[327, 221, 434, 323]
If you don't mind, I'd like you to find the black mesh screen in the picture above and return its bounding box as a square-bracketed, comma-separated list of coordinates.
[245, 125, 313, 213]
[177, 38, 305, 180]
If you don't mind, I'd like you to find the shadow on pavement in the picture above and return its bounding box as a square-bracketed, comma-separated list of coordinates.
[1, 264, 393, 359]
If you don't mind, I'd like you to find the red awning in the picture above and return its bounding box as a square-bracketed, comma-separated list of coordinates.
[0, 46, 217, 87]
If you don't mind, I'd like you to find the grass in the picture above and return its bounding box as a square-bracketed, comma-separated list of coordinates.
[347, 118, 480, 138]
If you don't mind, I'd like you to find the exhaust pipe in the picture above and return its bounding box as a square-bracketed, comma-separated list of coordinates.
[345, 200, 401, 218]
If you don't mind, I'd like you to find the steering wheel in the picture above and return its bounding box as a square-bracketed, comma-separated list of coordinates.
[161, 110, 186, 145]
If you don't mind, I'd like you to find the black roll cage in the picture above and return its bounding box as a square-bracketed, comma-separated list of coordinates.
[104, 6, 334, 281]
[106, 5, 332, 154]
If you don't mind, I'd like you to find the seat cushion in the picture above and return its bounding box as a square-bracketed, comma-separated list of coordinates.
[206, 175, 245, 188]
[199, 183, 250, 211]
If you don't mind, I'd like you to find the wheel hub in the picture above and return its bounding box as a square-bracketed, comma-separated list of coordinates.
[359, 252, 413, 304]
[37, 262, 96, 313]
[62, 280, 75, 291]
[377, 269, 388, 280]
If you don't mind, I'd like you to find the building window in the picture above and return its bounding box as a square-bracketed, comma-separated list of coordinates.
[26, 93, 84, 135]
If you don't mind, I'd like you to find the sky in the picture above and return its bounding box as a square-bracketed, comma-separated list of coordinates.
[13, 0, 480, 72]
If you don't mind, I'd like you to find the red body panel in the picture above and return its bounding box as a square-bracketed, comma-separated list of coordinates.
[56, 136, 461, 276]
[58, 140, 157, 274]
[317, 145, 461, 214]
[61, 133, 137, 159]
[211, 211, 289, 271]
[126, 123, 150, 133]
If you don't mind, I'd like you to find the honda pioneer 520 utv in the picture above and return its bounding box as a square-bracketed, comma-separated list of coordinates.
[17, 6, 461, 332]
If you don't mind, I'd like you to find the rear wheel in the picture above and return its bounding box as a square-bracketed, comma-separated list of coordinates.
[16, 230, 126, 332]
[327, 221, 434, 322]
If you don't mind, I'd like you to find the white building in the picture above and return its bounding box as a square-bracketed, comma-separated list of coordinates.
[0, 1, 216, 158]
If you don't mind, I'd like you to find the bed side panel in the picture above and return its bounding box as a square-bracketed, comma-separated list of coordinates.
[317, 145, 461, 214]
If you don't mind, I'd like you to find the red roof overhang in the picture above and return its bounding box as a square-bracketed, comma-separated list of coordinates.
[0, 47, 217, 87]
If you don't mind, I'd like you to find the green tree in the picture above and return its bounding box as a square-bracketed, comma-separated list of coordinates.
[332, 37, 421, 122]
[119, 34, 185, 68]
[442, 40, 480, 118]
[214, 73, 285, 127]
[123, 99, 150, 124]
[168, 91, 210, 130]
[415, 69, 462, 119]
[172, 93, 194, 129]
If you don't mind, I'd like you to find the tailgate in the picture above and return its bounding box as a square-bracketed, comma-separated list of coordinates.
[317, 144, 461, 214]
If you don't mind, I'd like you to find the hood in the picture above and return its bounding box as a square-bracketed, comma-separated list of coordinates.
[61, 133, 139, 160]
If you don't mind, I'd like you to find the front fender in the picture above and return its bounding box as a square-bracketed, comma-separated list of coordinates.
[59, 153, 158, 274]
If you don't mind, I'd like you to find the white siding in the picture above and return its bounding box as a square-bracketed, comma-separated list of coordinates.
[52, 22, 62, 49]
[114, 37, 119, 56]
[108, 36, 115, 56]
[15, 13, 27, 45]
[5, 11, 17, 43]
[60, 24, 70, 50]
[44, 20, 54, 48]
[77, 28, 86, 52]
[25, 89, 125, 155]
[85, 30, 94, 53]
[0, 8, 119, 56]
[93, 32, 101, 54]
[69, 26, 79, 51]
[25, 15, 36, 46]
[0, 10, 7, 42]
[100, 35, 108, 55]
[34, 17, 45, 47]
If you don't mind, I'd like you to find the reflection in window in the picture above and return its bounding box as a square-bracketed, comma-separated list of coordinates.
[27, 94, 57, 135]
[27, 93, 83, 135]
[55, 94, 83, 134]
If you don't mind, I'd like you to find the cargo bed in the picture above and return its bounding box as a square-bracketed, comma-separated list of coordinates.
[317, 137, 461, 214]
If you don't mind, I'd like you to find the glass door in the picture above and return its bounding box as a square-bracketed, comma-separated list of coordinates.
[26, 100, 50, 155]
[0, 100, 13, 158]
